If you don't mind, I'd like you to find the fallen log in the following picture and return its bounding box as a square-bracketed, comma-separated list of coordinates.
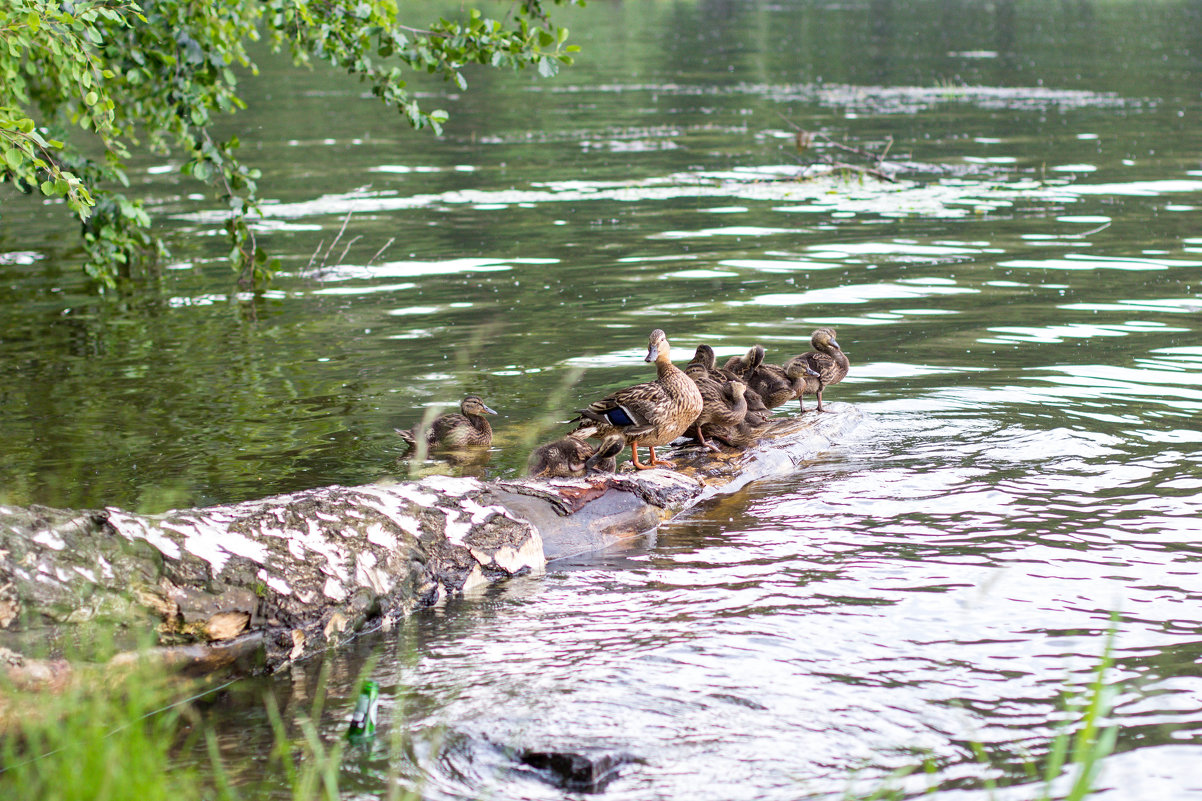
[0, 406, 862, 678]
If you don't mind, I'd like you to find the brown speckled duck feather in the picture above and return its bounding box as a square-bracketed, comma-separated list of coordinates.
[397, 395, 496, 450]
[784, 327, 849, 412]
[528, 433, 624, 478]
[572, 329, 703, 470]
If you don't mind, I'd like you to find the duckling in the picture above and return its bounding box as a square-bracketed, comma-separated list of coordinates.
[742, 383, 774, 426]
[396, 395, 497, 451]
[784, 327, 849, 412]
[722, 344, 764, 379]
[527, 434, 624, 478]
[785, 353, 824, 413]
[572, 329, 704, 471]
[689, 344, 732, 380]
[691, 343, 772, 426]
[706, 413, 760, 448]
[726, 344, 818, 410]
[684, 363, 749, 451]
[583, 434, 625, 473]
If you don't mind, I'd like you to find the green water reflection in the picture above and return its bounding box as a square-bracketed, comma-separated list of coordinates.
[3, 0, 1202, 511]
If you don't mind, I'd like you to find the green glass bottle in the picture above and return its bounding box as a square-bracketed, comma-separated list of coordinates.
[346, 680, 380, 742]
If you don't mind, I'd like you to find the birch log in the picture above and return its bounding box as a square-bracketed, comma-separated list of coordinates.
[0, 406, 862, 677]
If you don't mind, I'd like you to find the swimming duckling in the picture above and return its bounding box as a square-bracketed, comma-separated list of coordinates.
[572, 329, 704, 471]
[784, 327, 849, 412]
[528, 434, 624, 478]
[396, 395, 497, 451]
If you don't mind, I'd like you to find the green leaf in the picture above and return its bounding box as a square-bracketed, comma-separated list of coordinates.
[84, 91, 99, 106]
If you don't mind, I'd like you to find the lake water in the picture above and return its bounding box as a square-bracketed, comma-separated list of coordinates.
[4, 0, 1202, 798]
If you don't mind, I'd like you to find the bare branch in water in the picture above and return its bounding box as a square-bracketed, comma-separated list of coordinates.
[321, 211, 355, 268]
[368, 237, 396, 266]
[775, 111, 899, 180]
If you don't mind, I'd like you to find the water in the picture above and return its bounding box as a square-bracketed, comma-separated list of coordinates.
[5, 0, 1202, 797]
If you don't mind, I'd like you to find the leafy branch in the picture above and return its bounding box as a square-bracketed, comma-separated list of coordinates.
[0, 0, 583, 291]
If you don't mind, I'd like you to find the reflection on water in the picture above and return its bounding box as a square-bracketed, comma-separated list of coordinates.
[6, 0, 1202, 797]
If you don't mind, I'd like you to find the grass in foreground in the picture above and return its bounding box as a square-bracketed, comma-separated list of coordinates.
[1, 634, 1118, 801]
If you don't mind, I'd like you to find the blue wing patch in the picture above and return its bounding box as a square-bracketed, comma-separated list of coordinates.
[604, 406, 635, 427]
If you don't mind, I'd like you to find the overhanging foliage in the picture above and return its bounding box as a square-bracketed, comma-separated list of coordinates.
[0, 0, 580, 290]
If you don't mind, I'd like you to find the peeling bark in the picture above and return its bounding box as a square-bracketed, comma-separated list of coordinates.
[0, 407, 861, 676]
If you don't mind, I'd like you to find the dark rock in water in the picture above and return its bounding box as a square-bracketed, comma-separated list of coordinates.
[517, 748, 637, 792]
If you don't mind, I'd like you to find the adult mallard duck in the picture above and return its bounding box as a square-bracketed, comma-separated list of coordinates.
[396, 395, 497, 451]
[527, 433, 624, 478]
[572, 329, 703, 470]
[784, 327, 849, 412]
[684, 363, 749, 451]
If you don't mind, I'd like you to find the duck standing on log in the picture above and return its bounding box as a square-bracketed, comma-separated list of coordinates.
[572, 329, 704, 471]
[784, 327, 849, 412]
[396, 395, 497, 451]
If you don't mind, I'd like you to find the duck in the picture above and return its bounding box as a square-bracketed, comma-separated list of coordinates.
[784, 327, 849, 412]
[690, 344, 773, 426]
[721, 344, 763, 379]
[527, 433, 624, 478]
[725, 344, 819, 410]
[396, 395, 497, 451]
[684, 364, 750, 451]
[689, 344, 734, 380]
[571, 329, 704, 471]
[741, 383, 775, 426]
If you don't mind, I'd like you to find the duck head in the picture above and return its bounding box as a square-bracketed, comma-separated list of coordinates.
[585, 433, 625, 473]
[644, 329, 671, 364]
[690, 343, 717, 370]
[461, 396, 497, 416]
[811, 327, 841, 352]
